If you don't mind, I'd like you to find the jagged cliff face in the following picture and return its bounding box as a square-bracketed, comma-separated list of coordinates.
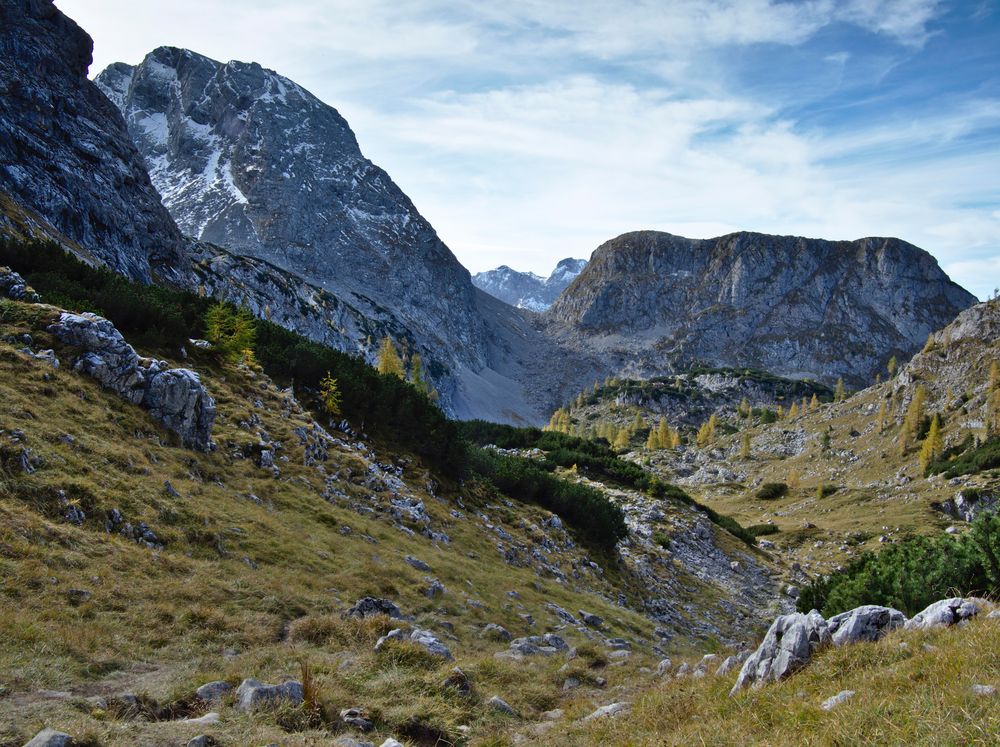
[0, 0, 185, 282]
[545, 231, 977, 387]
[95, 48, 489, 377]
[474, 258, 587, 311]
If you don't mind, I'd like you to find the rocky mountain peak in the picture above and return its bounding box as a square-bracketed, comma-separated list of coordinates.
[544, 230, 976, 387]
[473, 256, 588, 311]
[0, 0, 186, 281]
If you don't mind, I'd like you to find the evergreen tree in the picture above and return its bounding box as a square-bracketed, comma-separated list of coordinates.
[696, 414, 717, 447]
[887, 356, 898, 378]
[739, 397, 750, 418]
[877, 399, 888, 431]
[612, 427, 630, 451]
[645, 429, 660, 450]
[788, 402, 799, 419]
[740, 431, 751, 459]
[810, 393, 820, 411]
[376, 337, 405, 379]
[834, 378, 846, 402]
[656, 419, 670, 449]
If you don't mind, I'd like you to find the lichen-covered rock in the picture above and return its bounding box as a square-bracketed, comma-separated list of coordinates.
[904, 597, 982, 631]
[730, 611, 830, 695]
[827, 605, 907, 646]
[234, 678, 304, 711]
[48, 312, 215, 450]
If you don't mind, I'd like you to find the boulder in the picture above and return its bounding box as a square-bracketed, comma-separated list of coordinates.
[195, 680, 232, 703]
[692, 654, 718, 678]
[578, 609, 604, 628]
[655, 658, 672, 676]
[442, 667, 471, 695]
[405, 555, 431, 571]
[23, 730, 73, 747]
[48, 312, 215, 450]
[234, 678, 304, 711]
[730, 611, 830, 695]
[827, 605, 907, 645]
[345, 597, 405, 620]
[376, 627, 452, 659]
[340, 707, 374, 732]
[186, 737, 218, 747]
[904, 598, 981, 631]
[482, 623, 512, 642]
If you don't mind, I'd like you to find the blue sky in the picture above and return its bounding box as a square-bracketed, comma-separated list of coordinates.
[59, 0, 999, 299]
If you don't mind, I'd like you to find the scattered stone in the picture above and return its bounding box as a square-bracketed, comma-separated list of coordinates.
[234, 678, 304, 711]
[582, 702, 630, 721]
[186, 736, 218, 747]
[675, 662, 690, 678]
[345, 597, 405, 620]
[971, 684, 996, 696]
[65, 588, 92, 605]
[827, 605, 906, 645]
[379, 740, 405, 747]
[716, 652, 749, 676]
[376, 627, 452, 659]
[442, 667, 471, 696]
[405, 555, 431, 571]
[423, 577, 445, 598]
[487, 695, 516, 715]
[578, 609, 604, 628]
[656, 658, 672, 676]
[608, 650, 630, 660]
[163, 480, 181, 497]
[23, 730, 74, 747]
[482, 623, 512, 642]
[606, 637, 631, 651]
[541, 708, 564, 721]
[195, 681, 232, 703]
[731, 611, 830, 695]
[821, 690, 855, 711]
[562, 677, 581, 691]
[692, 654, 718, 677]
[340, 707, 374, 732]
[988, 610, 1000, 620]
[904, 598, 981, 631]
[179, 713, 221, 726]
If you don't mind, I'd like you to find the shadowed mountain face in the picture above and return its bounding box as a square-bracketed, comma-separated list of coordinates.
[0, 0, 185, 282]
[544, 231, 977, 387]
[473, 258, 587, 311]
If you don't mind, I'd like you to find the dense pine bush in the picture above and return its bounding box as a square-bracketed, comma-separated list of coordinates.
[798, 515, 1000, 617]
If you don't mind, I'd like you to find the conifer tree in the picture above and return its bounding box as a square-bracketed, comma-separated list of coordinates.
[990, 388, 1000, 435]
[776, 405, 785, 420]
[921, 333, 936, 353]
[409, 353, 431, 395]
[656, 419, 670, 449]
[739, 397, 750, 418]
[645, 429, 660, 450]
[696, 414, 717, 447]
[810, 393, 819, 411]
[788, 470, 800, 490]
[613, 428, 630, 451]
[204, 302, 257, 363]
[376, 337, 405, 379]
[887, 356, 898, 378]
[788, 402, 799, 419]
[991, 361, 1000, 392]
[919, 414, 943, 473]
[319, 372, 342, 417]
[877, 399, 888, 431]
[740, 431, 751, 459]
[834, 378, 846, 402]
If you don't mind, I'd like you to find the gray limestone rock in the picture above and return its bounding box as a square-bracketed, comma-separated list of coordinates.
[904, 597, 982, 631]
[827, 605, 907, 646]
[487, 695, 516, 715]
[22, 729, 74, 747]
[195, 680, 232, 703]
[48, 312, 215, 450]
[234, 678, 304, 711]
[730, 610, 830, 695]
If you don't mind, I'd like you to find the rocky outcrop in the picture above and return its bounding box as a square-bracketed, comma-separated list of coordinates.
[48, 312, 215, 450]
[23, 729, 74, 747]
[732, 597, 986, 694]
[473, 258, 587, 312]
[904, 597, 982, 630]
[0, 266, 39, 302]
[827, 605, 906, 646]
[545, 231, 976, 387]
[730, 610, 829, 694]
[0, 0, 186, 282]
[344, 597, 405, 620]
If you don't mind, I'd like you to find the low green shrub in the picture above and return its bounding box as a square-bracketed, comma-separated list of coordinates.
[756, 482, 789, 501]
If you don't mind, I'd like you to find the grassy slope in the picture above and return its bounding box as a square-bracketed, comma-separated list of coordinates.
[542, 612, 1000, 746]
[0, 297, 769, 746]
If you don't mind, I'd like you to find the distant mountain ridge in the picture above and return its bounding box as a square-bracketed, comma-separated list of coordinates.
[543, 230, 977, 388]
[473, 257, 587, 311]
